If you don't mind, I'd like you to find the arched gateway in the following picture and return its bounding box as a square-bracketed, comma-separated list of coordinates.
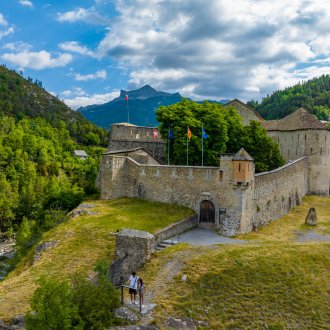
[199, 200, 215, 227]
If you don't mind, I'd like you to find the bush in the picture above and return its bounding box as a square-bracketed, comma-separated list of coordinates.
[26, 277, 82, 330]
[72, 275, 121, 329]
[26, 269, 121, 330]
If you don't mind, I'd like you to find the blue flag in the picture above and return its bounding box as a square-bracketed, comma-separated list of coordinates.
[202, 127, 208, 139]
[168, 128, 174, 139]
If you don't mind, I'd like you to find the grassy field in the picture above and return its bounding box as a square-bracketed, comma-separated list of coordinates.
[138, 196, 330, 329]
[0, 198, 194, 320]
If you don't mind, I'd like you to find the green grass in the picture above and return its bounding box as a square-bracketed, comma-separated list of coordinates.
[0, 198, 194, 320]
[149, 244, 329, 329]
[137, 196, 330, 329]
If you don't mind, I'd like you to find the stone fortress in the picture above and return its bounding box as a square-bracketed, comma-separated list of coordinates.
[97, 100, 330, 236]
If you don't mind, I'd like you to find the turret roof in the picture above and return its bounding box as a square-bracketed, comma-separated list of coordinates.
[233, 148, 254, 161]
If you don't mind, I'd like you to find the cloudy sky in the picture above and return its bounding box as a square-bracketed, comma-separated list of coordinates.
[1, 0, 329, 109]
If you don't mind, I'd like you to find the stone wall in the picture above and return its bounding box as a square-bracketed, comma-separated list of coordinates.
[109, 215, 198, 285]
[99, 155, 249, 236]
[225, 100, 263, 125]
[111, 124, 159, 142]
[108, 140, 166, 163]
[154, 215, 198, 246]
[253, 157, 308, 228]
[268, 129, 330, 195]
[109, 229, 154, 286]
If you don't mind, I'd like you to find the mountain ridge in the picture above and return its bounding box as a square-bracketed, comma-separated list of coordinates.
[78, 85, 229, 128]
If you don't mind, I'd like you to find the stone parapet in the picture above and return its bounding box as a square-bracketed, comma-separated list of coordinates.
[154, 215, 198, 246]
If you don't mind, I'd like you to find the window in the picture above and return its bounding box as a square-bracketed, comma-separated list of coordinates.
[238, 163, 241, 172]
[219, 170, 223, 181]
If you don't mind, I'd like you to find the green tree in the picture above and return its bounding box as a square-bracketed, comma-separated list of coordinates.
[72, 275, 121, 330]
[26, 277, 82, 330]
[156, 99, 285, 172]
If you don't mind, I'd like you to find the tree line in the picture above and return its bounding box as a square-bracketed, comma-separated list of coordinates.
[248, 74, 330, 120]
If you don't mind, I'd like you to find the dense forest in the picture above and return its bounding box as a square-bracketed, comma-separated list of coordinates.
[0, 65, 109, 262]
[0, 65, 107, 146]
[247, 75, 330, 120]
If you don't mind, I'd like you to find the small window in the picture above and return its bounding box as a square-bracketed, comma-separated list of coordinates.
[239, 163, 241, 172]
[136, 133, 140, 139]
[219, 170, 223, 181]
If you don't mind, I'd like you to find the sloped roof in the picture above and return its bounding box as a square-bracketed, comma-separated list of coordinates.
[261, 108, 328, 131]
[233, 148, 254, 161]
[103, 147, 145, 155]
[225, 99, 264, 121]
[73, 150, 88, 157]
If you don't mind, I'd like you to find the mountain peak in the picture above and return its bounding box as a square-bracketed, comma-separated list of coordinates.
[118, 85, 170, 101]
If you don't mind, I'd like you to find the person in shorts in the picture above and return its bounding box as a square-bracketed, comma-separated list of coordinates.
[128, 271, 139, 304]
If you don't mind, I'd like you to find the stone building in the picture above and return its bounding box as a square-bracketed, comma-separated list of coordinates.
[98, 101, 330, 236]
[108, 123, 166, 163]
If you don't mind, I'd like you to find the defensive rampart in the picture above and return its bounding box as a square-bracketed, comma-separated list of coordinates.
[99, 155, 250, 236]
[253, 157, 308, 228]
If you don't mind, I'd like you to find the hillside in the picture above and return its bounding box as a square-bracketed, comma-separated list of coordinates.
[0, 198, 194, 320]
[78, 85, 183, 128]
[0, 65, 109, 242]
[0, 65, 106, 146]
[0, 196, 329, 329]
[248, 75, 330, 120]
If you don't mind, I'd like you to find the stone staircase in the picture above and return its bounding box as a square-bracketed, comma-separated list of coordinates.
[155, 238, 178, 251]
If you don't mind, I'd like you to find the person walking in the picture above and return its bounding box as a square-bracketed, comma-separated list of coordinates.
[128, 271, 139, 304]
[137, 278, 145, 307]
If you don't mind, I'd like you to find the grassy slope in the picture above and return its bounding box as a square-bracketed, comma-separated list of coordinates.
[0, 198, 194, 320]
[139, 196, 330, 329]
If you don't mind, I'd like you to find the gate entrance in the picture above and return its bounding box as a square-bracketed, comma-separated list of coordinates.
[199, 200, 215, 227]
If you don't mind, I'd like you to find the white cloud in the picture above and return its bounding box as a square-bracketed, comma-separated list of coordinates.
[59, 41, 96, 58]
[74, 69, 107, 81]
[1, 50, 72, 70]
[95, 0, 330, 101]
[0, 27, 14, 40]
[0, 13, 8, 26]
[57, 7, 111, 26]
[61, 88, 119, 108]
[3, 41, 32, 52]
[19, 0, 33, 8]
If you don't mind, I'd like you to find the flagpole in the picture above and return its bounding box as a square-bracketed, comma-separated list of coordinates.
[168, 133, 170, 165]
[125, 94, 129, 123]
[202, 126, 204, 167]
[153, 127, 155, 158]
[187, 128, 189, 166]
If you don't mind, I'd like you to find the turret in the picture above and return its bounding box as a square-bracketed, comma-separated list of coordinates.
[232, 148, 254, 185]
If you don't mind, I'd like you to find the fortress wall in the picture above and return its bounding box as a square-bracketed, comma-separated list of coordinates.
[226, 100, 263, 125]
[111, 124, 160, 142]
[107, 140, 166, 163]
[99, 155, 248, 236]
[267, 130, 307, 161]
[305, 130, 330, 195]
[268, 129, 330, 195]
[253, 157, 308, 228]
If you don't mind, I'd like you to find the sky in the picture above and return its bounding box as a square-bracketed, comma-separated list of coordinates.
[0, 0, 329, 109]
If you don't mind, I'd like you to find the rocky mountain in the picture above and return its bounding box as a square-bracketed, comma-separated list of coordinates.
[78, 85, 183, 128]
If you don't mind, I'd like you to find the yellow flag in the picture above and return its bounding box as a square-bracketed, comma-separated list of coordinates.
[187, 127, 192, 141]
